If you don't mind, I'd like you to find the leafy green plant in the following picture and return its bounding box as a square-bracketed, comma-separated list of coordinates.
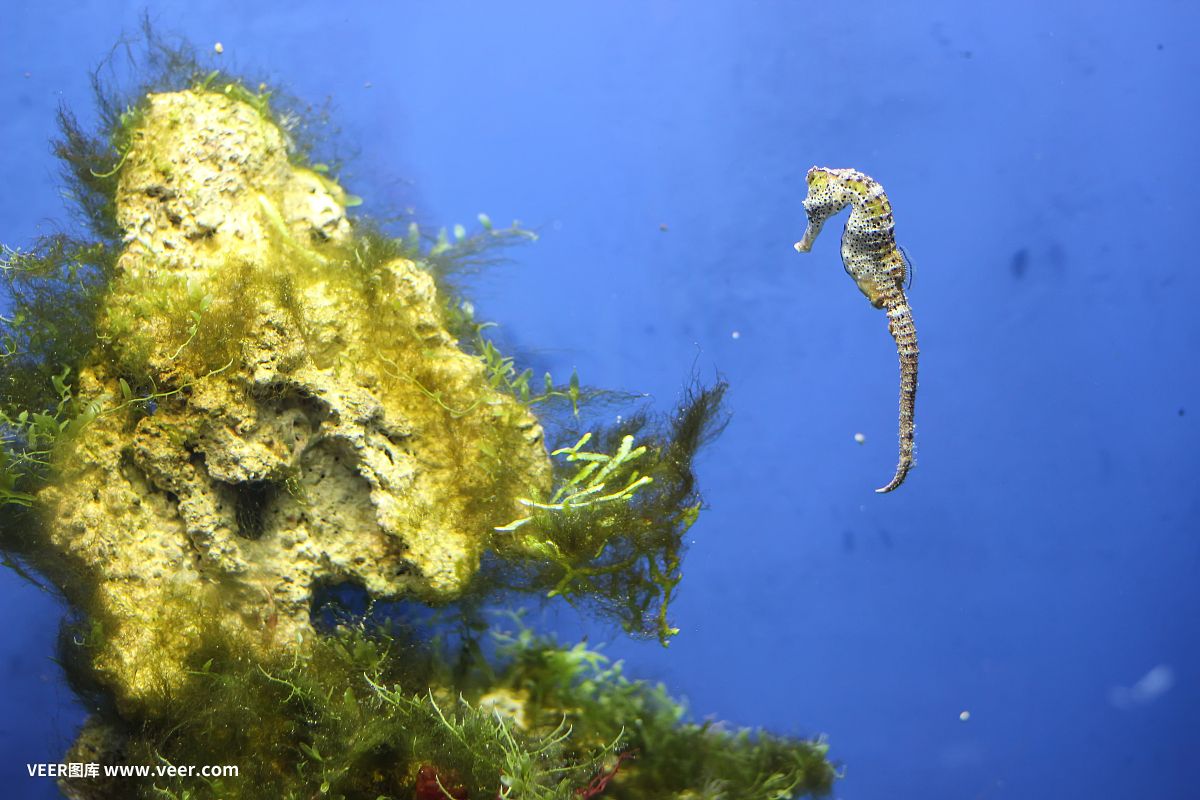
[477, 336, 586, 414]
[497, 432, 653, 533]
[0, 368, 81, 506]
[487, 382, 729, 645]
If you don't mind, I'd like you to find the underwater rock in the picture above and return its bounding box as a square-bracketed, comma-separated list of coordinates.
[58, 718, 127, 800]
[36, 89, 551, 710]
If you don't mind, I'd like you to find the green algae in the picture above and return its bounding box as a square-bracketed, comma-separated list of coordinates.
[487, 381, 729, 644]
[1, 30, 837, 800]
[60, 619, 834, 800]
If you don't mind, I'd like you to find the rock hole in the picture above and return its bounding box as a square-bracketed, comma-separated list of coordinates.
[233, 481, 277, 540]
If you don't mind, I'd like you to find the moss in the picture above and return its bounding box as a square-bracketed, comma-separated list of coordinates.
[1, 23, 330, 505]
[54, 108, 134, 242]
[59, 620, 833, 800]
[486, 625, 837, 799]
[63, 619, 587, 800]
[0, 235, 114, 508]
[17, 84, 559, 707]
[0, 237, 114, 408]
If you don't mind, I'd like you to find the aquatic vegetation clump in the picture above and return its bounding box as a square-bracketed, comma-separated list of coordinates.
[58, 621, 833, 800]
[487, 626, 837, 799]
[2, 33, 838, 800]
[0, 26, 330, 513]
[0, 239, 114, 507]
[20, 85, 557, 711]
[492, 382, 729, 644]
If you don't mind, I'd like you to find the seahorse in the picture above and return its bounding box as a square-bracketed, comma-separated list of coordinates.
[793, 166, 918, 493]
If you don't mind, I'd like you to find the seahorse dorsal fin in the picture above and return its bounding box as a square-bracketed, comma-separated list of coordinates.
[899, 245, 915, 290]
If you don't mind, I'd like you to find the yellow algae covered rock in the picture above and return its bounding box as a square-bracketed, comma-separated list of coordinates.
[36, 89, 550, 710]
[1, 55, 820, 800]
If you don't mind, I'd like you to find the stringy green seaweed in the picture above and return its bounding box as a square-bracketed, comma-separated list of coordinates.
[67, 620, 834, 800]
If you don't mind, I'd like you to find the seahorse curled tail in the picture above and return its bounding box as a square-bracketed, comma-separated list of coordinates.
[877, 286, 917, 493]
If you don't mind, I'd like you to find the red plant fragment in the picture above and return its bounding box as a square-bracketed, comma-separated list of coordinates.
[415, 764, 469, 800]
[576, 750, 637, 798]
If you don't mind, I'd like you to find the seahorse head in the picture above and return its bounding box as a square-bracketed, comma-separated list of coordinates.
[794, 166, 859, 253]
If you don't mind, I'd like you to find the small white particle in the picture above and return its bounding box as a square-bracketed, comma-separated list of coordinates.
[959, 710, 970, 722]
[214, 42, 224, 54]
[853, 432, 865, 444]
[731, 330, 741, 340]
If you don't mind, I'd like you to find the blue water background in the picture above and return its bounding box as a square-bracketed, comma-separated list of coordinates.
[2, 2, 1198, 798]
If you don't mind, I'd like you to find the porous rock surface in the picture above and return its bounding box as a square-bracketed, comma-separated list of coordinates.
[38, 89, 549, 710]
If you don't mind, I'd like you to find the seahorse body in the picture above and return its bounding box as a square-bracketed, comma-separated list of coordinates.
[793, 166, 918, 493]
